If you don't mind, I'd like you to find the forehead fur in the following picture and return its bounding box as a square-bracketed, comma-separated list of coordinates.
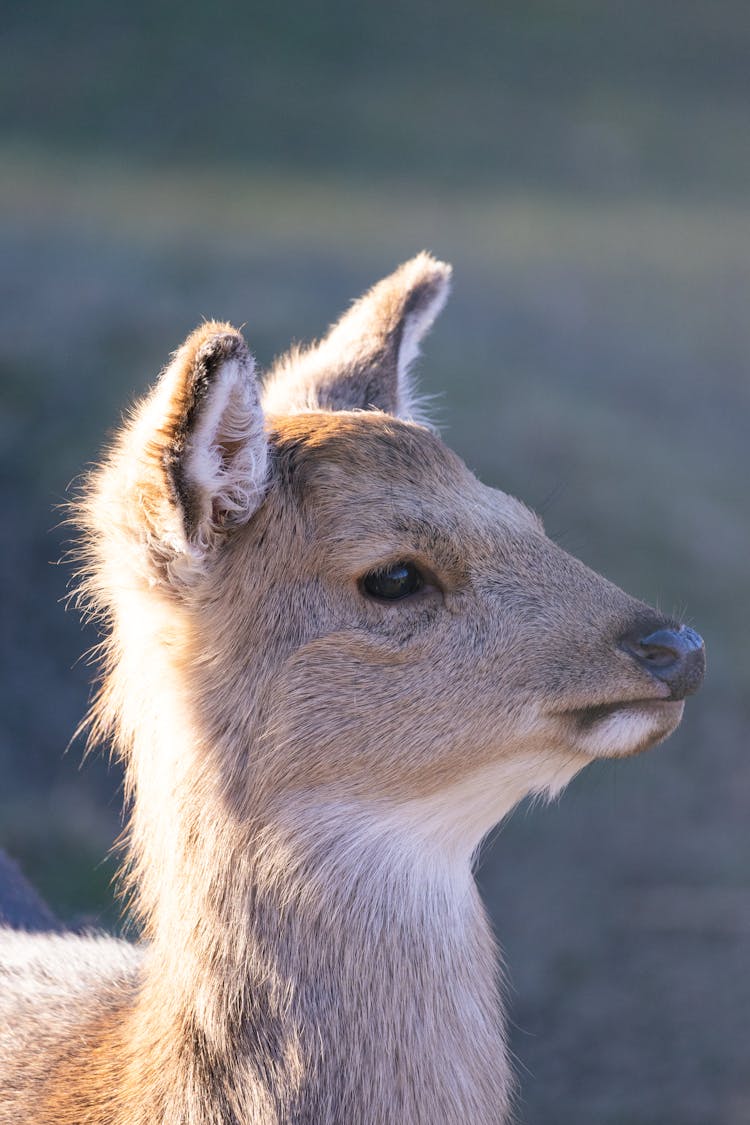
[268, 411, 466, 489]
[266, 410, 539, 559]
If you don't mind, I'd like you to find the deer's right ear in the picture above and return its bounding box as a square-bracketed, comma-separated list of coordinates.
[262, 253, 451, 422]
[121, 322, 268, 569]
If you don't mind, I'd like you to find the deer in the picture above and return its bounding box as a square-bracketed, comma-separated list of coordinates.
[0, 253, 705, 1124]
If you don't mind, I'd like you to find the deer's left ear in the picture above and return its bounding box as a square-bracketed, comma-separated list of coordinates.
[127, 322, 268, 563]
[263, 252, 452, 421]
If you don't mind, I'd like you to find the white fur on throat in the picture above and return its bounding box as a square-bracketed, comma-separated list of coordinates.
[400, 747, 589, 865]
[276, 742, 589, 899]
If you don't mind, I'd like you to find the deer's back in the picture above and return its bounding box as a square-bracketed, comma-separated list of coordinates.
[0, 929, 142, 1122]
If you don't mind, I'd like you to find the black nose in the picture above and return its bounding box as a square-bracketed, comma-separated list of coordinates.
[621, 625, 705, 700]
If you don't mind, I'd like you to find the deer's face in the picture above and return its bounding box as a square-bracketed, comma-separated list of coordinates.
[202, 409, 702, 835]
[90, 255, 703, 852]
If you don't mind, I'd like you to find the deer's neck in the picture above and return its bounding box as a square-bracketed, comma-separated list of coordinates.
[105, 630, 512, 1123]
[131, 799, 512, 1125]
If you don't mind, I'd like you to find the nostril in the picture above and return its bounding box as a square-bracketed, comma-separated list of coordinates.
[634, 629, 686, 669]
[620, 623, 705, 699]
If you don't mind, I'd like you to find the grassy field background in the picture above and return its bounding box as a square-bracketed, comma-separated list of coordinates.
[2, 4, 749, 1122]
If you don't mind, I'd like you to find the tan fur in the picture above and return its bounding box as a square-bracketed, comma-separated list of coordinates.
[0, 254, 700, 1123]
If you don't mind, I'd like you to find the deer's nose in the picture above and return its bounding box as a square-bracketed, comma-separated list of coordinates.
[620, 625, 705, 700]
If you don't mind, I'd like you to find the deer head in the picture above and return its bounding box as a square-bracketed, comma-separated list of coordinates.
[78, 253, 705, 902]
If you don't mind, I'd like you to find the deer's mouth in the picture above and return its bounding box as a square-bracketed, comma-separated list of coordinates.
[565, 698, 685, 758]
[573, 698, 682, 730]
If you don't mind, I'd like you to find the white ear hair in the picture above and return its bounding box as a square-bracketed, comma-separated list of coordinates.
[177, 345, 268, 546]
[122, 323, 269, 566]
[392, 259, 451, 421]
[262, 252, 452, 421]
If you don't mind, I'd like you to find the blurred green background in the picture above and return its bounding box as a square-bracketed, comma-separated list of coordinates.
[1, 3, 748, 1122]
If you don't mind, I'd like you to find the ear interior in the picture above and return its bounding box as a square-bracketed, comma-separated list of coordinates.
[388, 258, 452, 420]
[155, 323, 268, 553]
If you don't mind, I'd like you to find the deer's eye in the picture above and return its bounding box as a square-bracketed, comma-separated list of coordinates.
[361, 562, 424, 601]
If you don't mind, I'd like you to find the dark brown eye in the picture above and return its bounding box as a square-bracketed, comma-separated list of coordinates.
[362, 562, 424, 601]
